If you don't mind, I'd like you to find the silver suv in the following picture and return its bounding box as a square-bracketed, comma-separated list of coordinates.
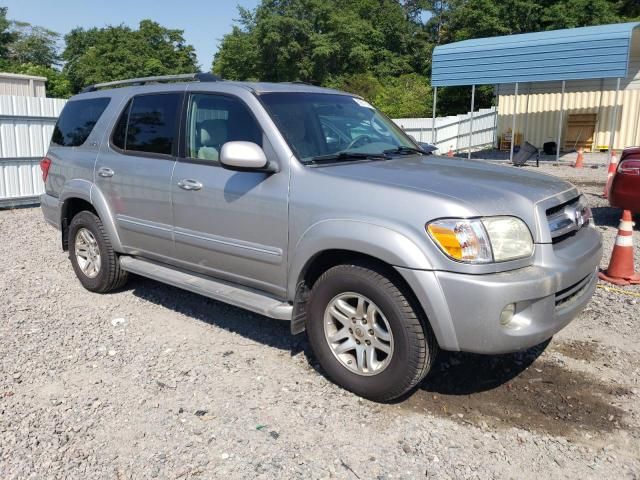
[40, 73, 602, 401]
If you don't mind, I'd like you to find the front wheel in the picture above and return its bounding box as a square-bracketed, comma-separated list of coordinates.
[306, 263, 437, 402]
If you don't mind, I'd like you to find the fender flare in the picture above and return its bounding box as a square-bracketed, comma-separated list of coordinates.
[59, 180, 123, 252]
[287, 219, 433, 298]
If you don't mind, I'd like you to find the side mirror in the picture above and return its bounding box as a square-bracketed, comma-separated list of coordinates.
[417, 142, 437, 154]
[220, 141, 276, 172]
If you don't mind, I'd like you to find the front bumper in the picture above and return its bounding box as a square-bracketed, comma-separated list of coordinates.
[397, 226, 602, 354]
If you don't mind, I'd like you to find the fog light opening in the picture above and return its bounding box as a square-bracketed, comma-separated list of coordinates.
[499, 303, 516, 327]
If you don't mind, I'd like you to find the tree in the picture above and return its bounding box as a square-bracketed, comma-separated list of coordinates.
[6, 21, 60, 67]
[0, 7, 17, 58]
[213, 0, 426, 83]
[0, 8, 69, 97]
[62, 20, 198, 93]
[213, 0, 433, 116]
[542, 0, 623, 29]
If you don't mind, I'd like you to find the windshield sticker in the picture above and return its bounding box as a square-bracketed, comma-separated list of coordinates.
[353, 98, 374, 109]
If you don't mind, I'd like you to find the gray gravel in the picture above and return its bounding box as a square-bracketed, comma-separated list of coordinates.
[1, 163, 639, 479]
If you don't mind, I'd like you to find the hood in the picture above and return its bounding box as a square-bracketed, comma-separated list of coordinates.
[320, 155, 577, 215]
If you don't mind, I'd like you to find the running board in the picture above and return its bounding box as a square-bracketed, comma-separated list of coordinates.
[119, 257, 292, 321]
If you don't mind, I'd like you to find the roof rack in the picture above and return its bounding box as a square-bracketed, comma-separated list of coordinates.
[80, 72, 221, 93]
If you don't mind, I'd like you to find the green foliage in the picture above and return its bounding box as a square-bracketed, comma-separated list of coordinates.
[0, 7, 17, 58]
[427, 0, 633, 45]
[0, 8, 68, 97]
[213, 0, 433, 116]
[7, 22, 60, 67]
[213, 0, 638, 116]
[327, 73, 433, 117]
[1, 1, 639, 109]
[215, 0, 426, 82]
[62, 20, 198, 93]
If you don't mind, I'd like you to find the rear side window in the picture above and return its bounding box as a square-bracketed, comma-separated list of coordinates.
[111, 93, 181, 156]
[51, 97, 110, 147]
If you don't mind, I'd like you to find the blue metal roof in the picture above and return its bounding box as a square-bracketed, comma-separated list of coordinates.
[431, 22, 640, 87]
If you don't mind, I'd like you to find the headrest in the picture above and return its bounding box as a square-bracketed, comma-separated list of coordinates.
[200, 119, 227, 146]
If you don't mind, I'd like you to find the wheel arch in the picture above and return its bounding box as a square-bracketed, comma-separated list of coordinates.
[288, 220, 437, 339]
[59, 180, 122, 252]
[288, 220, 433, 299]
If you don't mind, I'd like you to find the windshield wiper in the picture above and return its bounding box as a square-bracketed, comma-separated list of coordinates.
[307, 152, 391, 165]
[383, 146, 428, 156]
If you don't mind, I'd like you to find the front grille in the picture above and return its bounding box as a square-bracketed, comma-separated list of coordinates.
[555, 273, 592, 308]
[546, 195, 590, 244]
[546, 196, 579, 217]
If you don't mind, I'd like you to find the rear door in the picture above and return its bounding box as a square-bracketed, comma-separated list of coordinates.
[170, 91, 290, 297]
[95, 91, 182, 259]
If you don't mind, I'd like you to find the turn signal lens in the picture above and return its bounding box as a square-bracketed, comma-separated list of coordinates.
[427, 219, 492, 263]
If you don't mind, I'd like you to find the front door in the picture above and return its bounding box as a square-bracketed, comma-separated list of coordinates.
[95, 91, 182, 259]
[171, 92, 289, 297]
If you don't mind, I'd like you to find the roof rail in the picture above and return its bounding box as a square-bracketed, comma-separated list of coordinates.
[80, 72, 221, 93]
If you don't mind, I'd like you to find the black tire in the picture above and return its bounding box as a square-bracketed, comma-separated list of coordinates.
[306, 263, 438, 402]
[68, 211, 129, 293]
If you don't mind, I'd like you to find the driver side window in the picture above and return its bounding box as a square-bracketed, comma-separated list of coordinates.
[186, 94, 262, 162]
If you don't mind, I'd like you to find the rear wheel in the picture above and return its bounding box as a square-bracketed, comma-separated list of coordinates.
[306, 263, 437, 402]
[68, 211, 128, 293]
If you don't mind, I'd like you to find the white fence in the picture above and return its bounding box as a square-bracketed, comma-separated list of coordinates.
[0, 95, 66, 207]
[393, 106, 498, 154]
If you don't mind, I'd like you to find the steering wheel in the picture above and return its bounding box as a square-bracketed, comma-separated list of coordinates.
[346, 134, 373, 150]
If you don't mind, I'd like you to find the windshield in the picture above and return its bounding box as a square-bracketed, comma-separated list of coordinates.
[259, 92, 417, 163]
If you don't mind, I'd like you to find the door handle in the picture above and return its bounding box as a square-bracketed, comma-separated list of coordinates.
[177, 179, 203, 191]
[98, 167, 114, 178]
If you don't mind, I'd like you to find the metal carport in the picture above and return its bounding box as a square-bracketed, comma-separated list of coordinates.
[430, 21, 640, 162]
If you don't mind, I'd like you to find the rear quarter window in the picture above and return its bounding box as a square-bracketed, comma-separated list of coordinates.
[111, 93, 181, 156]
[51, 97, 111, 147]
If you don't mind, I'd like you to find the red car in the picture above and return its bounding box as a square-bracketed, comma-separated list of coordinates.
[610, 147, 640, 213]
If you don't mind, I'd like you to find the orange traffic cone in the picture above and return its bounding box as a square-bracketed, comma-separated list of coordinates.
[573, 148, 584, 168]
[603, 150, 618, 198]
[447, 146, 454, 157]
[598, 210, 640, 286]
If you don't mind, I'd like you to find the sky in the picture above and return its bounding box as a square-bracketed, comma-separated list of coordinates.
[2, 0, 261, 69]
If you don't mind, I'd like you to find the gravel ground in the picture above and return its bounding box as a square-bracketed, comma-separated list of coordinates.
[1, 163, 639, 479]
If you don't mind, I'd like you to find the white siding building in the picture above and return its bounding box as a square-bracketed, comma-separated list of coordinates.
[0, 72, 47, 98]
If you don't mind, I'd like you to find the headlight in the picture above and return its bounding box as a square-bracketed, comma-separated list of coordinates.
[482, 216, 534, 261]
[426, 217, 533, 263]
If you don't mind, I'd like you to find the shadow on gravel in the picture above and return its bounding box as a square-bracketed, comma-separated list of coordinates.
[403, 341, 630, 437]
[591, 205, 632, 229]
[126, 275, 630, 439]
[127, 276, 308, 356]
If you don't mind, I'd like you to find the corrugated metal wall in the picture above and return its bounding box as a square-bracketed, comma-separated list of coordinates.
[0, 95, 67, 206]
[497, 87, 640, 150]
